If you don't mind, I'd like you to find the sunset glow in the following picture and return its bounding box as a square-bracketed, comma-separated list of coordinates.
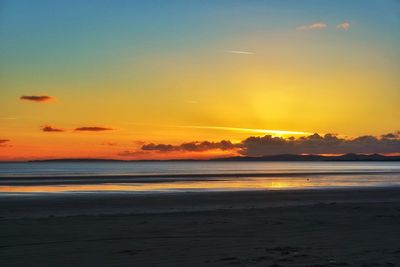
[0, 0, 399, 160]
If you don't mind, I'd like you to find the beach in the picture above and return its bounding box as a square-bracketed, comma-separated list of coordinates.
[1, 188, 400, 266]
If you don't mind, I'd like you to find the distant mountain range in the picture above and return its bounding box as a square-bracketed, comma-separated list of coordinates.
[212, 153, 400, 161]
[28, 153, 400, 162]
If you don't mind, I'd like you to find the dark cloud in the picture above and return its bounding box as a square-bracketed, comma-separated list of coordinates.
[240, 133, 400, 156]
[41, 125, 64, 132]
[180, 140, 237, 152]
[142, 143, 178, 152]
[142, 140, 237, 152]
[139, 132, 400, 156]
[381, 132, 399, 139]
[0, 139, 10, 147]
[101, 142, 118, 146]
[20, 95, 53, 102]
[75, 127, 113, 132]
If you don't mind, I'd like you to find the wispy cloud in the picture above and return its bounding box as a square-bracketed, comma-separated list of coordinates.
[224, 50, 255, 55]
[41, 125, 64, 132]
[179, 125, 312, 136]
[337, 22, 350, 30]
[20, 95, 54, 102]
[75, 126, 113, 132]
[296, 22, 327, 30]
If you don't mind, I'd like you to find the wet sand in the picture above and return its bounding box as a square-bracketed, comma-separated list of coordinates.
[1, 188, 400, 266]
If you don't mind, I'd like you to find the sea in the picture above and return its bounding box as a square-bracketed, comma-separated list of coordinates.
[1, 161, 400, 194]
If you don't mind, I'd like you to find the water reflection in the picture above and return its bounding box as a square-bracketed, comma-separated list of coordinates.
[1, 174, 400, 194]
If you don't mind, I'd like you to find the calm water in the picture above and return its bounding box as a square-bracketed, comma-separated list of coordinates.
[1, 161, 400, 194]
[1, 161, 400, 177]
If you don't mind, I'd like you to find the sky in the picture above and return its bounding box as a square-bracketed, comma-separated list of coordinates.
[0, 0, 399, 160]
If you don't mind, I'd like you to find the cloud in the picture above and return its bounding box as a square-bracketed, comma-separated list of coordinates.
[181, 141, 238, 152]
[0, 139, 10, 147]
[41, 125, 64, 132]
[337, 22, 350, 30]
[297, 22, 327, 30]
[138, 132, 400, 156]
[142, 143, 180, 152]
[224, 50, 255, 55]
[179, 125, 311, 136]
[142, 140, 238, 152]
[240, 132, 400, 156]
[101, 142, 118, 146]
[381, 132, 400, 139]
[74, 127, 113, 132]
[20, 95, 53, 102]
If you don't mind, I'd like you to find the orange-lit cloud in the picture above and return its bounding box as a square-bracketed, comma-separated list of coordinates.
[337, 22, 350, 30]
[296, 22, 327, 30]
[41, 125, 64, 132]
[20, 95, 54, 102]
[75, 127, 113, 131]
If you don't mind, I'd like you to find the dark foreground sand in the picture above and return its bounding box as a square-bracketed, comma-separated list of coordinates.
[1, 188, 400, 266]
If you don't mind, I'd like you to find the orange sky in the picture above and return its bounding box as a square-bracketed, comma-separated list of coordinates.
[0, 1, 399, 160]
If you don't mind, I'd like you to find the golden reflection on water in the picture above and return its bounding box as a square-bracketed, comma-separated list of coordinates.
[0, 176, 396, 193]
